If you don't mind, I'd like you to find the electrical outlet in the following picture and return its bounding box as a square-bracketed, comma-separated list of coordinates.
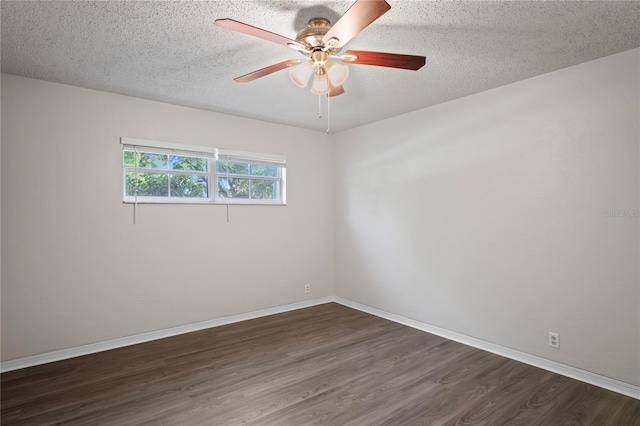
[549, 332, 560, 349]
[305, 284, 310, 293]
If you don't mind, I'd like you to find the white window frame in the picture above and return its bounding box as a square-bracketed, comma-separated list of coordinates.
[121, 138, 286, 205]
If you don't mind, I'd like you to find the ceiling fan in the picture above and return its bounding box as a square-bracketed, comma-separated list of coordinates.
[214, 0, 426, 97]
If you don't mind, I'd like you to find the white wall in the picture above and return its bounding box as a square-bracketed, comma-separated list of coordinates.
[2, 49, 639, 388]
[333, 49, 640, 386]
[1, 74, 334, 361]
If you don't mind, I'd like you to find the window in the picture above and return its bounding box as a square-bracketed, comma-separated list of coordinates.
[215, 155, 284, 203]
[124, 150, 209, 200]
[122, 138, 286, 205]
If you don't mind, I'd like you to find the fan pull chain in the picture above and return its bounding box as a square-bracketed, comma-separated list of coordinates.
[318, 94, 323, 118]
[326, 93, 331, 134]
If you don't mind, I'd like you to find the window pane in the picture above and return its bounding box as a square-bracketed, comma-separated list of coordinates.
[138, 152, 168, 169]
[216, 161, 249, 175]
[126, 172, 169, 197]
[251, 179, 279, 199]
[250, 164, 278, 177]
[170, 175, 208, 198]
[218, 177, 249, 198]
[169, 155, 208, 172]
[124, 151, 136, 167]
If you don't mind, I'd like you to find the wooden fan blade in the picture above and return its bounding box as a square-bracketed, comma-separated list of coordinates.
[215, 19, 307, 52]
[341, 50, 426, 70]
[322, 0, 391, 48]
[329, 83, 345, 97]
[234, 60, 301, 83]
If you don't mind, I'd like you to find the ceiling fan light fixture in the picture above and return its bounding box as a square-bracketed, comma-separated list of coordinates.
[326, 60, 349, 86]
[311, 73, 330, 95]
[289, 61, 313, 88]
[217, 0, 426, 100]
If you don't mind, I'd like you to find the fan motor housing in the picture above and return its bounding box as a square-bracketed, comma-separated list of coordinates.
[296, 18, 331, 48]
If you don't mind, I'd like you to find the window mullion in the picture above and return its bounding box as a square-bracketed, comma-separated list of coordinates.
[214, 158, 218, 201]
[178, 170, 209, 176]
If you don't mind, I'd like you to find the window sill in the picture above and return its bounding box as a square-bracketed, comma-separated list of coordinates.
[123, 199, 286, 206]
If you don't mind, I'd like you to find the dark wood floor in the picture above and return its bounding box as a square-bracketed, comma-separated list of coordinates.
[2, 303, 639, 425]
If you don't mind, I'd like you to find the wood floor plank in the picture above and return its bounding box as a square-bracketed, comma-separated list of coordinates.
[610, 397, 640, 426]
[497, 374, 577, 426]
[2, 303, 639, 425]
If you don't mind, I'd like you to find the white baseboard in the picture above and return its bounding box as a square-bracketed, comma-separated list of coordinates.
[0, 296, 334, 373]
[334, 297, 640, 400]
[3, 295, 638, 400]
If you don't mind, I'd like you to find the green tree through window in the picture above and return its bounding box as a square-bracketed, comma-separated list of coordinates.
[123, 146, 285, 204]
[125, 151, 209, 199]
[216, 161, 279, 200]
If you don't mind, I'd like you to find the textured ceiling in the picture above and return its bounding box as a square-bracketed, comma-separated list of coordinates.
[2, 1, 639, 133]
